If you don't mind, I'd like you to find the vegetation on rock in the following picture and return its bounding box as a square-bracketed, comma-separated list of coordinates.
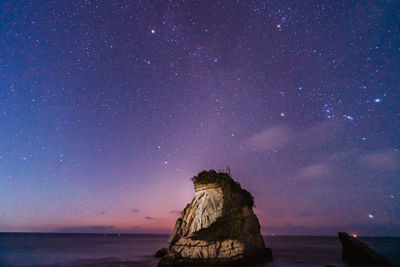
[191, 169, 254, 241]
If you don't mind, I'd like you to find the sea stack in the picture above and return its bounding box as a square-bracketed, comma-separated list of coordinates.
[338, 232, 392, 266]
[156, 170, 272, 266]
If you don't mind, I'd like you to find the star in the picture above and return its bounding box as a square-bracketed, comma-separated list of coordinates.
[343, 115, 354, 121]
[1, 0, 398, 237]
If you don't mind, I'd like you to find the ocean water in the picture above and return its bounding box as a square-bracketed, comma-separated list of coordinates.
[0, 233, 399, 267]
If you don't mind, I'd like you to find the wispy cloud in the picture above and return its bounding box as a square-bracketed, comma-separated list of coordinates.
[362, 150, 399, 171]
[170, 210, 182, 215]
[244, 125, 292, 152]
[244, 121, 343, 153]
[296, 210, 315, 218]
[56, 225, 115, 233]
[299, 163, 331, 180]
[131, 209, 140, 213]
[145, 216, 154, 220]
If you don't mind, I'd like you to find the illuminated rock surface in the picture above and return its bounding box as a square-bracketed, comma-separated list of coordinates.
[156, 170, 272, 266]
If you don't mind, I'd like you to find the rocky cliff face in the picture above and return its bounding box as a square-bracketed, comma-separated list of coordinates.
[165, 183, 224, 247]
[156, 170, 272, 266]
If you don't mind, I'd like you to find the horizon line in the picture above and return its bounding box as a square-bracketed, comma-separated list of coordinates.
[1, 231, 399, 238]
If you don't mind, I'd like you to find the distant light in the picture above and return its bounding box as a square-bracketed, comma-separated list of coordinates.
[164, 161, 168, 165]
[352, 234, 358, 238]
[390, 195, 394, 199]
[374, 98, 382, 103]
[150, 29, 155, 34]
[298, 86, 303, 91]
[362, 137, 367, 141]
[277, 24, 281, 28]
[280, 112, 285, 117]
[368, 214, 374, 219]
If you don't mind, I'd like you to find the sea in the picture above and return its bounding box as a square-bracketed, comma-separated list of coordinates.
[0, 233, 399, 267]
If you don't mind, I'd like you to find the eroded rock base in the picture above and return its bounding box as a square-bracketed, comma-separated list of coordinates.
[158, 247, 272, 267]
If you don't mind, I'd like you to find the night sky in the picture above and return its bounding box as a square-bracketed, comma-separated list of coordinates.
[0, 1, 399, 236]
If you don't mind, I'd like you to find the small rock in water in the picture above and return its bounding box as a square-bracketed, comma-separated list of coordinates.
[338, 232, 392, 266]
[154, 247, 167, 258]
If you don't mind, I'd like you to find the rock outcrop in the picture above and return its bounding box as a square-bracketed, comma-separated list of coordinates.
[338, 232, 392, 266]
[156, 170, 272, 266]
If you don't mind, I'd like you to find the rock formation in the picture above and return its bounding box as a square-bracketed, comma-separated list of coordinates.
[156, 170, 272, 266]
[338, 232, 392, 266]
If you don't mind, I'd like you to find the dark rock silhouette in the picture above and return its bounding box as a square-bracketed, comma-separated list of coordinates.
[338, 232, 392, 266]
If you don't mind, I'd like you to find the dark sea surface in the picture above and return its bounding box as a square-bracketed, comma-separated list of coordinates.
[0, 233, 399, 267]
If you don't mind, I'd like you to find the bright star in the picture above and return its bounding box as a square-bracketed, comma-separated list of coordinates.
[374, 98, 382, 103]
[343, 115, 354, 121]
[280, 113, 285, 117]
[368, 214, 374, 219]
[150, 29, 155, 34]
